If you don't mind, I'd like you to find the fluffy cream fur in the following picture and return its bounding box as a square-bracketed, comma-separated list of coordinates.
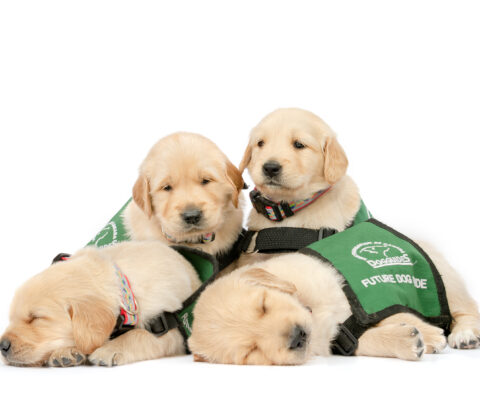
[190, 108, 480, 364]
[123, 132, 244, 256]
[1, 241, 201, 367]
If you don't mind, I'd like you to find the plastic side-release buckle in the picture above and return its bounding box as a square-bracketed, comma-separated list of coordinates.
[331, 323, 358, 356]
[250, 190, 285, 221]
[52, 253, 71, 264]
[146, 313, 173, 337]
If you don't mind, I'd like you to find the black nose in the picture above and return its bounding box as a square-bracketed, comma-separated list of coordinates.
[288, 325, 308, 351]
[262, 161, 282, 178]
[0, 338, 11, 357]
[182, 209, 203, 225]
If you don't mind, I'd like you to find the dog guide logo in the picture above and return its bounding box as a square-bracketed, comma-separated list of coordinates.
[352, 241, 413, 269]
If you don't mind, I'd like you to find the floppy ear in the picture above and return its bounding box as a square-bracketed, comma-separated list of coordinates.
[239, 141, 253, 174]
[323, 136, 348, 184]
[241, 268, 297, 295]
[132, 174, 153, 218]
[69, 298, 117, 355]
[225, 160, 245, 208]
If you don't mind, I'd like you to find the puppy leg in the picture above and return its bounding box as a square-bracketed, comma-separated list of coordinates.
[373, 313, 447, 354]
[88, 328, 185, 367]
[356, 322, 426, 361]
[48, 347, 86, 367]
[418, 241, 480, 349]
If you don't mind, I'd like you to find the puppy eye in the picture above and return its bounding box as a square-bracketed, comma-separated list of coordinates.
[162, 185, 172, 192]
[257, 140, 265, 148]
[201, 178, 211, 185]
[260, 293, 268, 315]
[26, 314, 40, 324]
[293, 141, 305, 149]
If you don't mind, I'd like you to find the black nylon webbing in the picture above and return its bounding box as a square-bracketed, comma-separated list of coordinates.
[243, 227, 338, 253]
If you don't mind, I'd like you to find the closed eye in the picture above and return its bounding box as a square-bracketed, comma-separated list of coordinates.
[260, 292, 268, 316]
[26, 314, 41, 324]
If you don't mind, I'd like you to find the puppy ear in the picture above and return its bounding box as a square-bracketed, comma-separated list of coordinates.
[239, 142, 253, 175]
[323, 136, 348, 184]
[69, 298, 116, 355]
[132, 174, 153, 218]
[225, 160, 245, 208]
[241, 268, 297, 295]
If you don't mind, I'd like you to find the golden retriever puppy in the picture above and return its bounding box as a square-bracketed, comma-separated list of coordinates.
[0, 241, 200, 367]
[192, 108, 480, 364]
[189, 244, 479, 365]
[123, 132, 244, 257]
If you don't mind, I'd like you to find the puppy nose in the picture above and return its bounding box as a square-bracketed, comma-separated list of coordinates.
[182, 209, 203, 225]
[288, 325, 308, 350]
[0, 338, 11, 357]
[262, 161, 282, 178]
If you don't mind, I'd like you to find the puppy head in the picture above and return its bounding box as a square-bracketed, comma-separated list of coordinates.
[132, 132, 244, 242]
[240, 108, 348, 202]
[1, 253, 116, 366]
[188, 267, 313, 365]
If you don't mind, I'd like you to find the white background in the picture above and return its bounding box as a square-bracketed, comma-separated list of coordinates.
[1, 1, 479, 399]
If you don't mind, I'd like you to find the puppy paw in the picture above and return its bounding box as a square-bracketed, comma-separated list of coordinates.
[421, 325, 447, 354]
[48, 347, 86, 367]
[89, 347, 125, 367]
[448, 328, 480, 350]
[394, 325, 425, 361]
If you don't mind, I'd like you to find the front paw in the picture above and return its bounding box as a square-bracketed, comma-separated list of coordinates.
[448, 328, 480, 350]
[89, 347, 125, 367]
[394, 325, 426, 361]
[48, 347, 86, 367]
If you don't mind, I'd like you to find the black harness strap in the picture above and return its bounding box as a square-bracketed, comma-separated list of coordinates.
[216, 229, 247, 270]
[241, 227, 338, 253]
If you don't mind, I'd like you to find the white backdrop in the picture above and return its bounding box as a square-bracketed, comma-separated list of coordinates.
[1, 1, 479, 399]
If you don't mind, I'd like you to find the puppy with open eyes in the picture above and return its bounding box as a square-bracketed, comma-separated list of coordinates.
[123, 132, 244, 258]
[188, 108, 480, 365]
[0, 132, 245, 367]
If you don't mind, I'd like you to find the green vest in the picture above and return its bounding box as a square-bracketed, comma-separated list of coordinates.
[84, 198, 218, 341]
[300, 219, 451, 353]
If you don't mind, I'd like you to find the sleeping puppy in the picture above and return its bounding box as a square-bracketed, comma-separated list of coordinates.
[188, 108, 480, 364]
[123, 132, 244, 257]
[0, 241, 200, 367]
[189, 245, 479, 365]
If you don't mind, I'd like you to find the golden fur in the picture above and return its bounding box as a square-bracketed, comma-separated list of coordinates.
[1, 241, 201, 367]
[123, 132, 244, 256]
[189, 108, 480, 364]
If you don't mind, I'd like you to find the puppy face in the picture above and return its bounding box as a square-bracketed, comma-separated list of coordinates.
[1, 255, 116, 366]
[133, 133, 244, 242]
[240, 108, 348, 202]
[188, 268, 313, 365]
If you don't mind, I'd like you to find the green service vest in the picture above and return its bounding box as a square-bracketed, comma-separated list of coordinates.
[300, 219, 452, 353]
[84, 198, 218, 342]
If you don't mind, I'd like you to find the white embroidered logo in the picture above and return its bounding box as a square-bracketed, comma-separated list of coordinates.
[91, 221, 118, 248]
[352, 242, 413, 268]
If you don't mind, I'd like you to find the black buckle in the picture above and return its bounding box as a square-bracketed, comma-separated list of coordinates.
[249, 190, 286, 221]
[331, 324, 358, 356]
[52, 253, 71, 264]
[146, 313, 170, 337]
[110, 315, 134, 339]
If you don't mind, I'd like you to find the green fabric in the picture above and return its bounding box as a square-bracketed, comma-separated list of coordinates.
[353, 200, 372, 226]
[87, 199, 132, 247]
[306, 220, 442, 318]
